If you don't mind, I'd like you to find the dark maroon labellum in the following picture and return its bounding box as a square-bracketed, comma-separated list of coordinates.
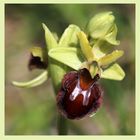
[57, 68, 103, 119]
[28, 54, 48, 70]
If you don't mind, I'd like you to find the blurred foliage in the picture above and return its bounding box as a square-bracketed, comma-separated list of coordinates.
[5, 4, 135, 135]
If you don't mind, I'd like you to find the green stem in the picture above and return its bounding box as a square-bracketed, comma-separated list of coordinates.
[48, 60, 68, 135]
[57, 114, 68, 135]
[43, 23, 68, 135]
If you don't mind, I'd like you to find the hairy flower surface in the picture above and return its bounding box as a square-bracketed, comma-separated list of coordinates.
[57, 68, 103, 119]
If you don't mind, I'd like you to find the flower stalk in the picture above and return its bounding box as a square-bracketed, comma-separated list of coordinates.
[43, 24, 68, 134]
[57, 113, 68, 135]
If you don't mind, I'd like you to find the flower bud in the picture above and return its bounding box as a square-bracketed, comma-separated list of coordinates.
[87, 11, 115, 39]
[57, 68, 103, 119]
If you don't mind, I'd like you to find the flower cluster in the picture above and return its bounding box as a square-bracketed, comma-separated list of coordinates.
[12, 11, 125, 119]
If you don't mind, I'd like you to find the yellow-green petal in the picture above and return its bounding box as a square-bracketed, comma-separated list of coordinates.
[78, 31, 94, 61]
[98, 50, 124, 66]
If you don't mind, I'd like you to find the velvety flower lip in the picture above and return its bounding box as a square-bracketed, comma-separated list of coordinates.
[28, 54, 48, 70]
[57, 68, 103, 119]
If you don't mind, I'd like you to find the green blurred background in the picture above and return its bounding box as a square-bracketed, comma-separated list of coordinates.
[5, 4, 135, 135]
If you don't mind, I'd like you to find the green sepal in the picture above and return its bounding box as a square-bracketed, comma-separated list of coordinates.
[98, 50, 124, 66]
[78, 31, 94, 61]
[87, 11, 115, 39]
[42, 23, 58, 50]
[52, 32, 59, 42]
[59, 24, 81, 47]
[101, 63, 125, 80]
[42, 24, 68, 94]
[48, 47, 84, 70]
[104, 24, 120, 45]
[12, 71, 48, 88]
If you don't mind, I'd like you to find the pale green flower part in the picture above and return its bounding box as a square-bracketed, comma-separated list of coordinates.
[48, 47, 84, 70]
[101, 63, 125, 80]
[12, 71, 48, 88]
[77, 31, 94, 62]
[104, 24, 120, 45]
[98, 50, 124, 66]
[58, 24, 81, 47]
[87, 11, 119, 46]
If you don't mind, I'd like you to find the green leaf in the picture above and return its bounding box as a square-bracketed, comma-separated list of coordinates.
[101, 63, 125, 80]
[59, 24, 81, 47]
[87, 11, 115, 39]
[98, 50, 124, 66]
[104, 24, 120, 45]
[78, 31, 94, 61]
[48, 47, 84, 70]
[12, 71, 48, 88]
[42, 23, 58, 50]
